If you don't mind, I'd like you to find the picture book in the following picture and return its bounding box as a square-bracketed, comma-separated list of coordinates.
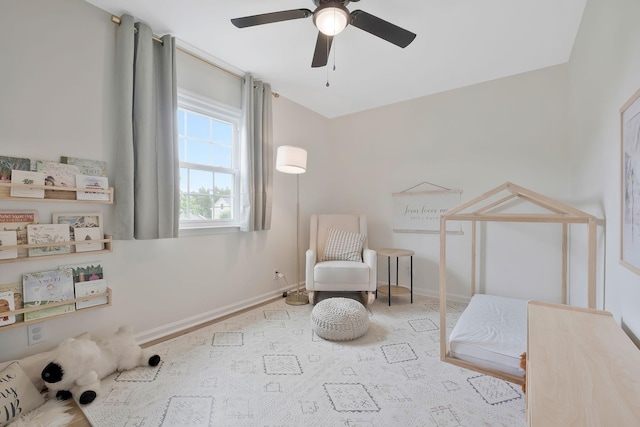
[27, 224, 71, 257]
[60, 156, 107, 177]
[36, 160, 79, 200]
[0, 155, 31, 197]
[53, 213, 101, 244]
[0, 290, 16, 326]
[62, 261, 105, 309]
[0, 231, 18, 260]
[64, 261, 103, 283]
[75, 174, 110, 201]
[0, 282, 23, 323]
[74, 227, 104, 252]
[74, 278, 108, 309]
[0, 211, 38, 257]
[22, 268, 75, 321]
[10, 170, 45, 198]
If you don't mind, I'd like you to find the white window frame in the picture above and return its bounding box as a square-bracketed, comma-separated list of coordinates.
[177, 88, 242, 233]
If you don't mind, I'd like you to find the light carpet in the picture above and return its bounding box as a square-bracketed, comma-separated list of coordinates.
[80, 294, 526, 426]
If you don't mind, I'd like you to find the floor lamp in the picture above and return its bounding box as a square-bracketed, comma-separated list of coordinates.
[276, 145, 309, 305]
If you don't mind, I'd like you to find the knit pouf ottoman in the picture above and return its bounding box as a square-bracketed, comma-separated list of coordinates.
[311, 297, 369, 341]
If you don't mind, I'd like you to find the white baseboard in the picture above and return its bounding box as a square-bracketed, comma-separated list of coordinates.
[377, 281, 471, 304]
[135, 286, 290, 345]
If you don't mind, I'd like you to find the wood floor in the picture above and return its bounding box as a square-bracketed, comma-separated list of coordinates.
[67, 403, 91, 427]
[58, 297, 281, 426]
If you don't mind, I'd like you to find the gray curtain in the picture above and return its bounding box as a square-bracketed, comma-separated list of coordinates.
[240, 74, 274, 232]
[113, 14, 179, 240]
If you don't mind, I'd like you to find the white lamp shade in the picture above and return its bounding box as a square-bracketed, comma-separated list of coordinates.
[314, 5, 349, 36]
[276, 145, 307, 174]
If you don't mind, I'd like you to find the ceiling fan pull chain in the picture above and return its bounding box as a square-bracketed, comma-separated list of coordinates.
[326, 33, 331, 87]
[333, 37, 337, 71]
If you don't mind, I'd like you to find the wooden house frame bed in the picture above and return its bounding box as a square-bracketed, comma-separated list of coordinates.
[438, 182, 597, 384]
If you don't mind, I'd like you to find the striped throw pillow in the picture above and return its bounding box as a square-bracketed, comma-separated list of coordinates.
[321, 228, 367, 262]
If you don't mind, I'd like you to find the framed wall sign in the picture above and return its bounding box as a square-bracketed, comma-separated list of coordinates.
[393, 183, 463, 234]
[620, 87, 640, 274]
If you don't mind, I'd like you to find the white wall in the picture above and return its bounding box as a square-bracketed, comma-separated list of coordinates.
[567, 0, 640, 334]
[319, 65, 571, 302]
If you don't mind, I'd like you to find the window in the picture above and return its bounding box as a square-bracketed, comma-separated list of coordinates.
[177, 90, 241, 229]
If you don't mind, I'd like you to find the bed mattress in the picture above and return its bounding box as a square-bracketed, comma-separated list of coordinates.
[449, 293, 527, 377]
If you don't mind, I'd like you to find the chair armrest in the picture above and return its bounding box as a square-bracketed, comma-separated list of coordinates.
[363, 248, 376, 268]
[363, 249, 377, 290]
[305, 249, 316, 290]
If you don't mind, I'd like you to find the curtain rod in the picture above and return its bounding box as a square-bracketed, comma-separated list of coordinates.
[111, 15, 164, 44]
[110, 15, 279, 98]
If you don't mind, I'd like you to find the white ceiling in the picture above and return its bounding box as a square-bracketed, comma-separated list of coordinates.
[84, 0, 587, 118]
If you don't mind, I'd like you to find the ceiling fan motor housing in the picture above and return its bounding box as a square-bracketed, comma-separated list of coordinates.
[313, 1, 351, 36]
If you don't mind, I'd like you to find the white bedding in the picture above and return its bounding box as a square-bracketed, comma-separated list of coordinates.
[449, 294, 527, 377]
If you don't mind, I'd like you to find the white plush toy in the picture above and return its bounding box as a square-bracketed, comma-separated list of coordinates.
[41, 326, 161, 405]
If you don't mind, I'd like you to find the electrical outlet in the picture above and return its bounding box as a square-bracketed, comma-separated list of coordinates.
[273, 269, 280, 280]
[27, 322, 46, 346]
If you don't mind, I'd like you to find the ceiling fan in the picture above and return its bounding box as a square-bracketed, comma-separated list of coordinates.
[231, 0, 416, 68]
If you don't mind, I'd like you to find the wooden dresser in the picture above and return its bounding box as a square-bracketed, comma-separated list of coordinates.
[526, 301, 640, 426]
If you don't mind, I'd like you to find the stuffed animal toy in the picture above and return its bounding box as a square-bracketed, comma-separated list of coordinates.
[41, 326, 161, 405]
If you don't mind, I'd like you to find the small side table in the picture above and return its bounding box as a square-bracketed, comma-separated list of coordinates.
[376, 248, 414, 306]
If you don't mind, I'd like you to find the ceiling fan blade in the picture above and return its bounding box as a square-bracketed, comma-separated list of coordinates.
[350, 10, 416, 48]
[231, 9, 312, 28]
[311, 32, 333, 68]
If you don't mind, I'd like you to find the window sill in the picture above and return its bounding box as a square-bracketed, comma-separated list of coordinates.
[179, 225, 241, 237]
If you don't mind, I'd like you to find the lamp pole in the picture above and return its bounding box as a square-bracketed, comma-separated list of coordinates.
[276, 145, 309, 305]
[287, 172, 309, 304]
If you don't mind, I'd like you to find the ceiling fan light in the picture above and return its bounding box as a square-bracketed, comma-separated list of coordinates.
[314, 5, 349, 36]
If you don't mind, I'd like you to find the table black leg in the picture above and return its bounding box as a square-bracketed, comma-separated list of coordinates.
[387, 256, 391, 306]
[396, 257, 399, 287]
[410, 255, 413, 303]
[395, 257, 400, 306]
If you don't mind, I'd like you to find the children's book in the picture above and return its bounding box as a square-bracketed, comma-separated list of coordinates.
[62, 262, 106, 309]
[74, 227, 104, 252]
[52, 213, 101, 244]
[0, 290, 16, 326]
[0, 231, 18, 259]
[75, 174, 109, 201]
[74, 278, 108, 309]
[0, 156, 31, 181]
[64, 261, 103, 283]
[10, 170, 45, 198]
[60, 156, 107, 177]
[0, 282, 23, 323]
[0, 211, 38, 257]
[36, 160, 79, 200]
[23, 268, 75, 321]
[27, 224, 71, 257]
[0, 155, 31, 197]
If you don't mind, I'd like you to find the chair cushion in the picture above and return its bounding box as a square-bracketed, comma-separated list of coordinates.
[314, 261, 370, 284]
[321, 227, 366, 262]
[310, 297, 369, 341]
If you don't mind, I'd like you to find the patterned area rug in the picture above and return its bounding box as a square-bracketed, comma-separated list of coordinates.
[81, 294, 526, 426]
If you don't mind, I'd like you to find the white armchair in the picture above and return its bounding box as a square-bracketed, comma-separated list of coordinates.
[305, 214, 377, 305]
